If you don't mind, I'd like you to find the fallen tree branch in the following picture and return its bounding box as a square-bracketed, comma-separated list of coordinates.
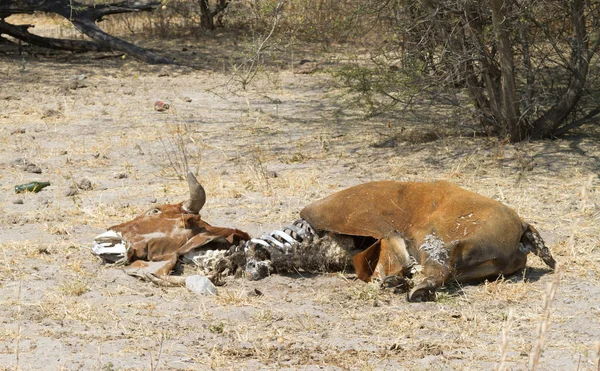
[0, 0, 173, 64]
[552, 107, 600, 137]
[0, 19, 111, 52]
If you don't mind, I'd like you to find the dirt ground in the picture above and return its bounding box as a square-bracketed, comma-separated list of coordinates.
[1, 26, 600, 370]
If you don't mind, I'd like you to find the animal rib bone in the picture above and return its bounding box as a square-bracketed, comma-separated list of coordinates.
[234, 219, 356, 280]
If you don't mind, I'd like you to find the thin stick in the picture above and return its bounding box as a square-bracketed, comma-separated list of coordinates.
[529, 264, 563, 370]
[594, 341, 600, 371]
[150, 332, 165, 371]
[15, 277, 22, 371]
[568, 218, 580, 257]
[495, 308, 514, 371]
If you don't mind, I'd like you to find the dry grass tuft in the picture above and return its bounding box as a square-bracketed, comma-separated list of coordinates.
[215, 288, 262, 306]
[495, 308, 514, 371]
[594, 341, 600, 371]
[15, 278, 22, 371]
[58, 279, 89, 296]
[529, 264, 564, 370]
[38, 292, 110, 323]
[347, 281, 385, 302]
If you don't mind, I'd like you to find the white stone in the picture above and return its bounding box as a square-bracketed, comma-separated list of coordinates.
[185, 275, 217, 296]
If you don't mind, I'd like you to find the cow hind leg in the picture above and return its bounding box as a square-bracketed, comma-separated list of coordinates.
[353, 232, 414, 292]
[452, 250, 527, 283]
[453, 260, 500, 282]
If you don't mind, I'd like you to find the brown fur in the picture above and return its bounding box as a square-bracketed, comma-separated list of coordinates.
[109, 202, 250, 278]
[300, 180, 556, 301]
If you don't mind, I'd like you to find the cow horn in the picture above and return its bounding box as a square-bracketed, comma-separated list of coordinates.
[183, 172, 206, 214]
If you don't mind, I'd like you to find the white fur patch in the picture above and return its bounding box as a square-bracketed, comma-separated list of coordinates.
[419, 233, 449, 266]
[139, 231, 168, 240]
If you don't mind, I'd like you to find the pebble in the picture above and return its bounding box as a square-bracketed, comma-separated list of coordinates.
[25, 164, 42, 174]
[11, 158, 41, 173]
[65, 187, 78, 197]
[242, 288, 263, 297]
[13, 199, 23, 205]
[154, 101, 170, 112]
[78, 178, 93, 191]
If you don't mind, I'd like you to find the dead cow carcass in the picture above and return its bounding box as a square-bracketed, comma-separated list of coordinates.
[92, 172, 250, 285]
[243, 180, 556, 302]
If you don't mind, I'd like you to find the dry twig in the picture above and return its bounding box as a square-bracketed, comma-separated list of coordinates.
[529, 264, 564, 370]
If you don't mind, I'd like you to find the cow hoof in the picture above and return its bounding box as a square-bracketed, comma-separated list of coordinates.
[407, 286, 436, 302]
[381, 275, 412, 293]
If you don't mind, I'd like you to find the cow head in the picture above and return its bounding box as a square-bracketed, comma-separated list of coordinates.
[92, 172, 250, 280]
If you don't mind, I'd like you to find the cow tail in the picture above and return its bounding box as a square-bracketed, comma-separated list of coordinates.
[521, 224, 556, 269]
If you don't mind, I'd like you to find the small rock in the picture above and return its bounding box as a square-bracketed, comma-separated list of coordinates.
[114, 172, 128, 179]
[10, 128, 25, 135]
[134, 144, 145, 155]
[13, 199, 23, 205]
[70, 74, 88, 81]
[183, 97, 192, 102]
[148, 198, 157, 204]
[588, 270, 596, 277]
[78, 178, 93, 191]
[154, 101, 170, 112]
[65, 187, 79, 197]
[242, 288, 263, 297]
[370, 138, 397, 148]
[186, 275, 217, 296]
[25, 163, 42, 174]
[11, 158, 30, 168]
[11, 158, 42, 173]
[295, 59, 321, 74]
[41, 109, 62, 119]
[64, 80, 88, 90]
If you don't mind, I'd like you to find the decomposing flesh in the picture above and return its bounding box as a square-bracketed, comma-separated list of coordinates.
[232, 180, 556, 302]
[92, 178, 556, 302]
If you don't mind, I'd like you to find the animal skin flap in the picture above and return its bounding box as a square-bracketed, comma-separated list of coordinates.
[123, 260, 172, 278]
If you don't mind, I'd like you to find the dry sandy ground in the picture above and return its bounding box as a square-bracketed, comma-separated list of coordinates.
[1, 35, 600, 370]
